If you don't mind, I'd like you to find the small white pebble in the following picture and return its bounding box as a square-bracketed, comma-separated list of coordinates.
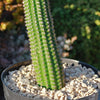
[81, 82, 87, 88]
[49, 90, 55, 99]
[94, 78, 100, 82]
[54, 91, 60, 99]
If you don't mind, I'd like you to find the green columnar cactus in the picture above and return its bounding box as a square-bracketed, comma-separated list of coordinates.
[23, 0, 65, 90]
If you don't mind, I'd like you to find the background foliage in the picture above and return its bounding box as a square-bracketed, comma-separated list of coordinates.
[50, 0, 100, 69]
[0, 0, 100, 69]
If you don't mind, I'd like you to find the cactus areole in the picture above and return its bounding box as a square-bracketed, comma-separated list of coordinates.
[23, 0, 65, 90]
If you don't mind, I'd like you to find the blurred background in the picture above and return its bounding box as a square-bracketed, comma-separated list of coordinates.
[0, 0, 100, 70]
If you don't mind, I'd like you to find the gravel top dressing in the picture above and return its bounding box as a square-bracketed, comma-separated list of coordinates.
[4, 63, 100, 100]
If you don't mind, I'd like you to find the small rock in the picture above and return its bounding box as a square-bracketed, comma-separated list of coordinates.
[65, 39, 71, 45]
[18, 34, 25, 41]
[62, 52, 69, 57]
[57, 36, 64, 42]
[60, 41, 64, 47]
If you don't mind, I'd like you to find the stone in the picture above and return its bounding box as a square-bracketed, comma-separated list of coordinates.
[60, 41, 64, 47]
[49, 90, 55, 99]
[57, 36, 63, 42]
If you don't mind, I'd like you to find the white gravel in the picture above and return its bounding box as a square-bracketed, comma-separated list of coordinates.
[4, 63, 100, 100]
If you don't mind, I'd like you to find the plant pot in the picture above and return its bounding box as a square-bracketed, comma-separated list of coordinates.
[1, 58, 100, 100]
[0, 64, 4, 86]
[0, 65, 5, 100]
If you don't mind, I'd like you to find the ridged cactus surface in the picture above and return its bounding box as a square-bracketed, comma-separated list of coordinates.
[23, 0, 64, 90]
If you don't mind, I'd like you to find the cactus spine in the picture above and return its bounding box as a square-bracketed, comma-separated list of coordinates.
[23, 0, 65, 90]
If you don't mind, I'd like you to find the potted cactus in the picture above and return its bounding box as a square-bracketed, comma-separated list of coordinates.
[1, 0, 100, 100]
